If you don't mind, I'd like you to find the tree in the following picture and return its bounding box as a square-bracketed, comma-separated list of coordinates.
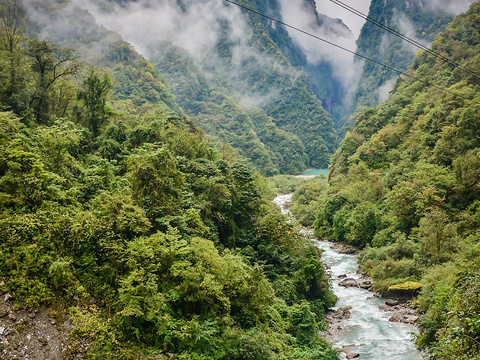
[416, 208, 457, 264]
[77, 69, 112, 136]
[453, 150, 480, 206]
[0, 0, 28, 112]
[128, 146, 185, 224]
[27, 39, 79, 123]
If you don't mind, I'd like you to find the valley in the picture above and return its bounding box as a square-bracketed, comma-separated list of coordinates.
[1, 0, 480, 359]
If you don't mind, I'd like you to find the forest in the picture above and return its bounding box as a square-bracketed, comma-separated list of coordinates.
[0, 0, 338, 358]
[293, 2, 480, 358]
[2, 0, 480, 359]
[354, 0, 455, 109]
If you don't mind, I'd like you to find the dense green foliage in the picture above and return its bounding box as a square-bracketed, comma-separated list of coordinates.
[150, 44, 308, 175]
[306, 2, 480, 357]
[291, 177, 328, 228]
[354, 0, 454, 110]
[143, 0, 338, 172]
[269, 175, 309, 195]
[0, 1, 338, 358]
[28, 0, 339, 174]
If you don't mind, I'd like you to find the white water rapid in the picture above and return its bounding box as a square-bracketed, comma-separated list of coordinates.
[274, 193, 423, 360]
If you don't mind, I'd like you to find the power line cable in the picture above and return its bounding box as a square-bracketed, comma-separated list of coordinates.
[329, 0, 480, 80]
[223, 0, 479, 105]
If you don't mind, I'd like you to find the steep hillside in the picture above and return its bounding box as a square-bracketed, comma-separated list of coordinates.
[311, 2, 480, 357]
[354, 0, 456, 109]
[0, 1, 337, 359]
[71, 0, 340, 171]
[20, 0, 307, 174]
[148, 43, 309, 175]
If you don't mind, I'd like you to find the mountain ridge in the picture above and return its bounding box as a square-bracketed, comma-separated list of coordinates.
[80, 0, 343, 173]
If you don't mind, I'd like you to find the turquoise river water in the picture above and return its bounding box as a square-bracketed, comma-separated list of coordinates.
[300, 168, 329, 176]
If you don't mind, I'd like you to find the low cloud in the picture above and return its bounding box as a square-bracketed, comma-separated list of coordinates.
[278, 0, 363, 93]
[20, 0, 299, 110]
[63, 0, 302, 109]
[70, 0, 248, 62]
[425, 0, 477, 15]
[20, 0, 123, 62]
[393, 11, 431, 54]
[315, 0, 372, 39]
[376, 78, 397, 101]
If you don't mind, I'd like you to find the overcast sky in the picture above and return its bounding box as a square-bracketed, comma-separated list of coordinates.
[315, 0, 372, 39]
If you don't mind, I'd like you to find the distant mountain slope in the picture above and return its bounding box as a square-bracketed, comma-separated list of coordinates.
[313, 2, 480, 357]
[74, 0, 342, 172]
[18, 0, 308, 174]
[353, 0, 457, 109]
[149, 43, 309, 175]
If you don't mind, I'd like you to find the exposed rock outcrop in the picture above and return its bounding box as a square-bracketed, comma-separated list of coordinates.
[0, 290, 86, 360]
[346, 353, 360, 359]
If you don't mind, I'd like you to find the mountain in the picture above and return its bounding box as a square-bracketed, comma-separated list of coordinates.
[0, 0, 338, 358]
[62, 0, 345, 173]
[310, 1, 480, 357]
[353, 0, 458, 109]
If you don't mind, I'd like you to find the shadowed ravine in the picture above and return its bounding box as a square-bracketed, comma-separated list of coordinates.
[274, 193, 423, 360]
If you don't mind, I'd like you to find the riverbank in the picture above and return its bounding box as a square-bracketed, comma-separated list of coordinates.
[274, 193, 424, 360]
[318, 242, 420, 325]
[316, 239, 423, 360]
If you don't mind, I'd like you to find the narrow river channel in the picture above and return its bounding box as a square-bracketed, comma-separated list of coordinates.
[274, 193, 423, 360]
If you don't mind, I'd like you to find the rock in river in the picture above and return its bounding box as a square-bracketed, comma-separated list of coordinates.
[385, 299, 399, 306]
[334, 306, 352, 319]
[389, 309, 419, 324]
[339, 278, 358, 287]
[358, 279, 372, 289]
[346, 353, 360, 359]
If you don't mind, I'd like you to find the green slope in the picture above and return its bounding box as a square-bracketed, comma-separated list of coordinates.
[99, 0, 339, 172]
[354, 0, 454, 109]
[310, 2, 480, 357]
[0, 0, 338, 358]
[149, 43, 309, 175]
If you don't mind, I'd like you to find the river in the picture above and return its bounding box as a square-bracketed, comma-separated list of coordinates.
[273, 193, 423, 360]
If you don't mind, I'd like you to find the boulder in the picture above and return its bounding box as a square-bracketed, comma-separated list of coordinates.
[389, 310, 419, 324]
[358, 280, 372, 289]
[389, 311, 403, 323]
[346, 353, 360, 359]
[404, 314, 420, 324]
[339, 246, 357, 254]
[339, 278, 358, 287]
[334, 306, 352, 319]
[385, 299, 399, 306]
